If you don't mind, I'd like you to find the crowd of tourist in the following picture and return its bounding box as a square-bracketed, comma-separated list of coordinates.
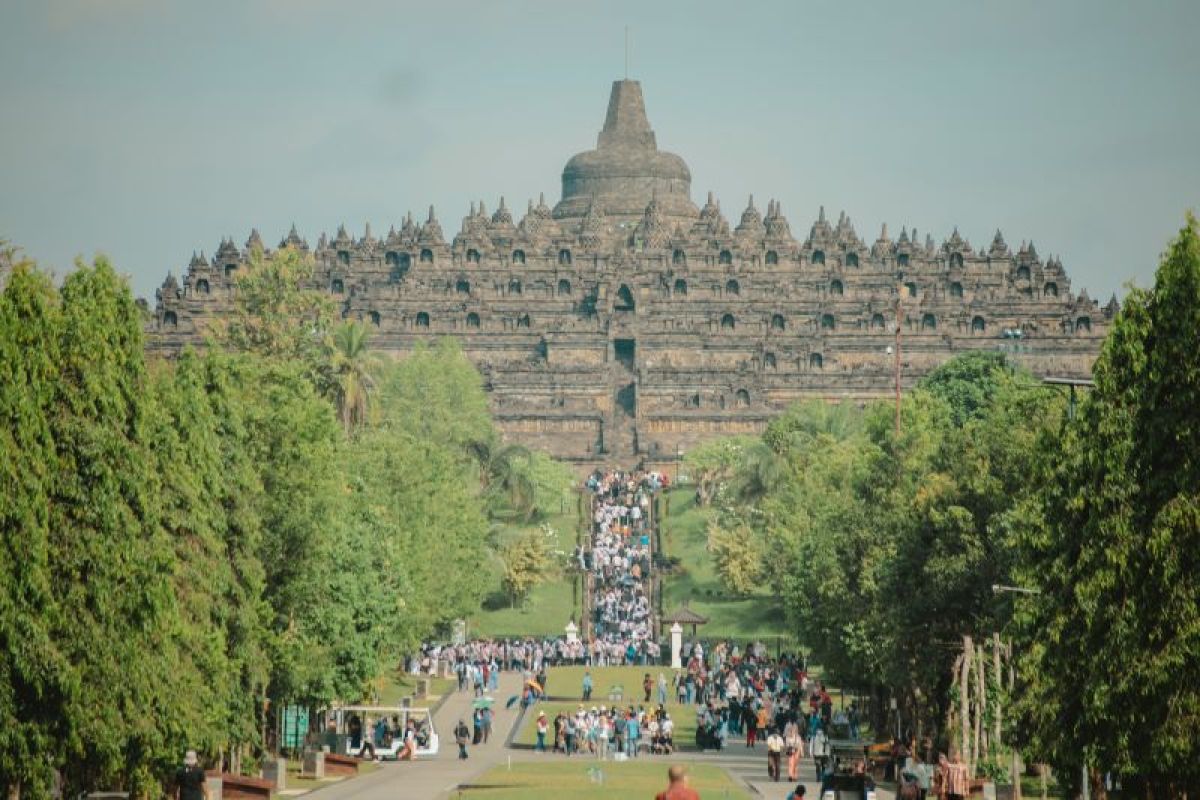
[535, 702, 677, 758]
[396, 463, 978, 797]
[406, 637, 591, 681]
[583, 468, 667, 663]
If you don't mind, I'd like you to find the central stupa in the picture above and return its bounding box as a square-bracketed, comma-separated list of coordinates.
[553, 79, 698, 226]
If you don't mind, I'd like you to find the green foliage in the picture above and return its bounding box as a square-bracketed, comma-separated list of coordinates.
[378, 338, 493, 457]
[500, 525, 560, 607]
[921, 351, 1018, 426]
[328, 321, 382, 434]
[711, 366, 1063, 740]
[0, 258, 76, 796]
[1016, 215, 1200, 795]
[219, 247, 333, 358]
[706, 519, 764, 595]
[480, 442, 573, 523]
[683, 435, 756, 506]
[0, 249, 560, 794]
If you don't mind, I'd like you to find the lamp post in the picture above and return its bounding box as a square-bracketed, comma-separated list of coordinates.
[894, 295, 904, 437]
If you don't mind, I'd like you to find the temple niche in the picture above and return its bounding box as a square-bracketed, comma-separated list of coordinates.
[148, 79, 1113, 468]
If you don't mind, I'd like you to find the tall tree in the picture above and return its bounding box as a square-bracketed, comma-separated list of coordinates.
[328, 321, 381, 434]
[218, 246, 335, 393]
[49, 257, 177, 796]
[1017, 215, 1200, 797]
[0, 260, 76, 798]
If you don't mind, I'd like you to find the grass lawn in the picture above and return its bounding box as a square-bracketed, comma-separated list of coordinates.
[375, 671, 456, 706]
[659, 489, 791, 644]
[470, 505, 586, 639]
[454, 760, 751, 799]
[516, 666, 699, 750]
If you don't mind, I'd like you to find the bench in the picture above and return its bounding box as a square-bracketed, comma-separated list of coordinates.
[324, 753, 360, 777]
[208, 773, 273, 800]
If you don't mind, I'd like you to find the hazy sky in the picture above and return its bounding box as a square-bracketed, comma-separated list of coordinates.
[2, 0, 1197, 300]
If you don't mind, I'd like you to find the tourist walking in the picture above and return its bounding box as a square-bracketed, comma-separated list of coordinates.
[784, 721, 803, 781]
[939, 752, 969, 800]
[174, 750, 208, 800]
[481, 705, 493, 744]
[812, 725, 830, 780]
[535, 711, 548, 752]
[455, 719, 470, 760]
[766, 728, 784, 781]
[582, 670, 593, 701]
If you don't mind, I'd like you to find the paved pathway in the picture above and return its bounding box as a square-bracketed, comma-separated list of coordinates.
[687, 742, 896, 800]
[307, 686, 897, 799]
[311, 672, 529, 800]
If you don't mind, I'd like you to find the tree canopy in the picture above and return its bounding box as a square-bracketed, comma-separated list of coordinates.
[1016, 214, 1200, 796]
[0, 247, 569, 796]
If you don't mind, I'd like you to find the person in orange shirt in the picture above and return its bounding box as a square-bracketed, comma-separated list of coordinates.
[656, 765, 700, 800]
[756, 706, 770, 746]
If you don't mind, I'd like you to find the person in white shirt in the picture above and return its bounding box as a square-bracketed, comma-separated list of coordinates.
[766, 729, 785, 781]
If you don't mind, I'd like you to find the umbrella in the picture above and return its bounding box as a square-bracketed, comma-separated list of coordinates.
[473, 697, 495, 709]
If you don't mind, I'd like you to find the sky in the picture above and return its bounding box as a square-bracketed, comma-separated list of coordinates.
[1, 0, 1197, 301]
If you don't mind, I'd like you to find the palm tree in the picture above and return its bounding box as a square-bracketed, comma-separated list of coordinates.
[481, 442, 539, 522]
[329, 321, 381, 434]
[735, 440, 784, 504]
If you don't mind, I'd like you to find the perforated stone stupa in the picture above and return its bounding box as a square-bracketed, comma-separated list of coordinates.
[149, 79, 1115, 466]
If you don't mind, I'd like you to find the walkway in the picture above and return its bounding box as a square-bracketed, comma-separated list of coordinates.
[309, 702, 897, 800]
[689, 742, 897, 800]
[311, 671, 528, 800]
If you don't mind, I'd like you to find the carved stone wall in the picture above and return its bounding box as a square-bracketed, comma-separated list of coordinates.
[147, 80, 1115, 466]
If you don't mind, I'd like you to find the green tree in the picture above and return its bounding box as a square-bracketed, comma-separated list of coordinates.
[0, 259, 76, 798]
[478, 442, 573, 522]
[683, 436, 755, 506]
[706, 519, 764, 595]
[499, 526, 558, 607]
[195, 352, 270, 761]
[235, 358, 345, 707]
[328, 321, 381, 434]
[1017, 215, 1200, 797]
[377, 339, 493, 458]
[49, 257, 178, 796]
[218, 246, 335, 389]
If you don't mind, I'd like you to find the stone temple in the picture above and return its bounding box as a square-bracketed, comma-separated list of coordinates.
[149, 79, 1115, 466]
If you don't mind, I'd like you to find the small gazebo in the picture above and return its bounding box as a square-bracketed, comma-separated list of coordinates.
[662, 603, 709, 638]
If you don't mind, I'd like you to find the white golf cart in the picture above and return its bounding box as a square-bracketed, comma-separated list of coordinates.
[329, 705, 440, 760]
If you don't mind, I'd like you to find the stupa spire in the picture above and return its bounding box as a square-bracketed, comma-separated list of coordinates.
[598, 80, 656, 150]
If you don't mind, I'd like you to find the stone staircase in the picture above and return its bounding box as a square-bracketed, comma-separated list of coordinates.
[607, 355, 639, 460]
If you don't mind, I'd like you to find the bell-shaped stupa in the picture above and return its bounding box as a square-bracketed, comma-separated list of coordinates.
[553, 80, 697, 226]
